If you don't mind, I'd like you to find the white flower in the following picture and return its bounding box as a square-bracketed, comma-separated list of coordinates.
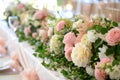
[81, 34, 92, 49]
[86, 66, 94, 76]
[72, 19, 83, 29]
[49, 35, 62, 54]
[106, 65, 120, 80]
[98, 45, 108, 60]
[87, 30, 98, 43]
[71, 43, 92, 67]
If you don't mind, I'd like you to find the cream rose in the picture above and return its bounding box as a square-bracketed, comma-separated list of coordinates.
[71, 42, 92, 67]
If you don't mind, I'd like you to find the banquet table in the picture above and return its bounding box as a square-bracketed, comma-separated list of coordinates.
[0, 20, 22, 80]
[0, 20, 66, 80]
[0, 56, 21, 80]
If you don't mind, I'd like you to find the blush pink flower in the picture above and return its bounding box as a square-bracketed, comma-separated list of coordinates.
[95, 58, 110, 80]
[32, 32, 37, 38]
[99, 58, 111, 65]
[95, 68, 106, 80]
[34, 10, 46, 20]
[17, 3, 24, 11]
[63, 32, 76, 45]
[64, 44, 73, 52]
[56, 20, 65, 31]
[24, 27, 31, 36]
[65, 47, 73, 61]
[105, 27, 120, 46]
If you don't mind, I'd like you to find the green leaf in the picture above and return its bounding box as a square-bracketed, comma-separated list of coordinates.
[61, 69, 68, 76]
[33, 53, 37, 57]
[101, 28, 108, 34]
[115, 44, 120, 55]
[106, 46, 115, 56]
[88, 25, 107, 34]
[112, 21, 118, 27]
[112, 60, 119, 66]
[94, 38, 103, 49]
[115, 44, 120, 60]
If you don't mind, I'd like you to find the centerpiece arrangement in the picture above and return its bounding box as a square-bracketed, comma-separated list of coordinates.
[5, 2, 120, 80]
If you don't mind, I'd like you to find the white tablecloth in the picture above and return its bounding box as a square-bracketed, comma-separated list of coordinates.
[0, 20, 66, 80]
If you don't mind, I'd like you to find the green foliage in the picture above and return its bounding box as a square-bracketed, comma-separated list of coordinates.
[112, 21, 118, 27]
[90, 25, 108, 34]
[106, 46, 115, 56]
[15, 27, 26, 42]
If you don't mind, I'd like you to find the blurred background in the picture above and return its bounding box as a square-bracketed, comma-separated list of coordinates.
[0, 0, 120, 22]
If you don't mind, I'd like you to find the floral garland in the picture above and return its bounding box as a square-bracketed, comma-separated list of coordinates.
[5, 3, 120, 80]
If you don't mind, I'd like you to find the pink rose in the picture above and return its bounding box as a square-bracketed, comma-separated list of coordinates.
[34, 10, 46, 20]
[24, 27, 31, 36]
[95, 68, 106, 80]
[95, 58, 110, 80]
[65, 47, 73, 61]
[32, 32, 37, 38]
[56, 20, 65, 31]
[64, 44, 73, 52]
[63, 32, 76, 45]
[17, 3, 24, 11]
[105, 27, 120, 46]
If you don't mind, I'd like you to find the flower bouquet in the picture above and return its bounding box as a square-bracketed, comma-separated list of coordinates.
[16, 13, 120, 80]
[6, 2, 120, 79]
[4, 1, 35, 31]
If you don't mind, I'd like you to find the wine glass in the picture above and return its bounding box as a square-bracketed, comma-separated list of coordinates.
[8, 16, 19, 32]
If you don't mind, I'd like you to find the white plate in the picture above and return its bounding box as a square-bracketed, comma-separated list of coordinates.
[0, 65, 10, 71]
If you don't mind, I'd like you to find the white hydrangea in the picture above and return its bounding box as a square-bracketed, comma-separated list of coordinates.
[98, 45, 108, 60]
[87, 30, 98, 43]
[49, 35, 62, 54]
[106, 65, 120, 80]
[86, 66, 94, 76]
[71, 43, 92, 67]
[72, 19, 83, 29]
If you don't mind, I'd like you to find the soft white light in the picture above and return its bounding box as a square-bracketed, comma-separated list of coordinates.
[65, 3, 73, 11]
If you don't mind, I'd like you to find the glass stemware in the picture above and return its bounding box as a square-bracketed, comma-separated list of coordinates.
[8, 16, 19, 32]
